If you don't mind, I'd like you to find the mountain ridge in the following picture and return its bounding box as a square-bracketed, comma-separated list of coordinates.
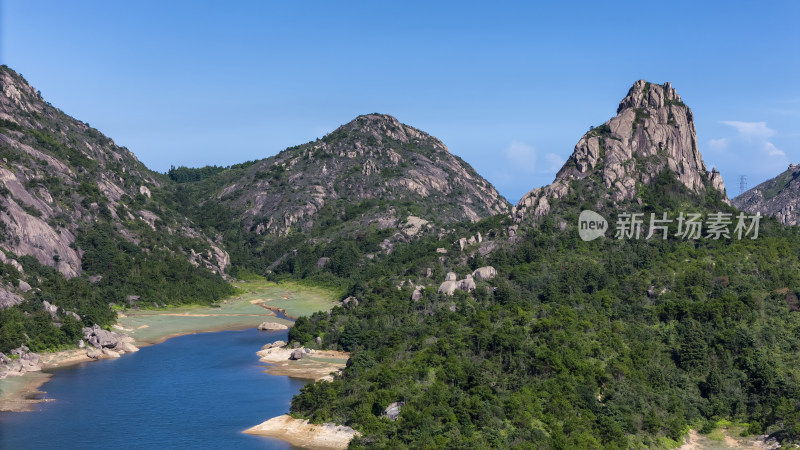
[732, 163, 800, 225]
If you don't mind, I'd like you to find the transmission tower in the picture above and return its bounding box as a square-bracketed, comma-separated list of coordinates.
[739, 175, 747, 195]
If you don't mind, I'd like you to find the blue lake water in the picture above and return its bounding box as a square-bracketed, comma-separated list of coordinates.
[0, 329, 305, 449]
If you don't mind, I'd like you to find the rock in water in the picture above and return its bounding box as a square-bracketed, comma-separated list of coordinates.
[262, 340, 287, 350]
[258, 321, 289, 331]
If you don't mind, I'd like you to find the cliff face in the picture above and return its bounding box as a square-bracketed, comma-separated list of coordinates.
[732, 164, 800, 225]
[198, 113, 510, 237]
[513, 80, 727, 221]
[0, 66, 228, 286]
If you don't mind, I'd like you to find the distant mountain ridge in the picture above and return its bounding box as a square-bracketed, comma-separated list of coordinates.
[513, 80, 727, 222]
[733, 164, 800, 225]
[178, 113, 509, 238]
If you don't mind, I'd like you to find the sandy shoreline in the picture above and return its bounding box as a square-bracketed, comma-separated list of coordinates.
[243, 414, 360, 450]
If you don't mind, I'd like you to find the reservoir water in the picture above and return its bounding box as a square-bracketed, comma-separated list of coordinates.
[0, 329, 305, 449]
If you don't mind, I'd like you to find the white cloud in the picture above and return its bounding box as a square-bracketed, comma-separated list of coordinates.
[708, 138, 728, 150]
[709, 120, 788, 179]
[717, 120, 784, 160]
[544, 152, 565, 172]
[503, 140, 566, 175]
[720, 121, 776, 141]
[764, 141, 785, 157]
[505, 140, 538, 174]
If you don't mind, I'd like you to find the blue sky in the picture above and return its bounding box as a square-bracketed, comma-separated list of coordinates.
[1, 1, 798, 203]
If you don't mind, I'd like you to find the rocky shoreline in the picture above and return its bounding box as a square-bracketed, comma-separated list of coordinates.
[243, 414, 360, 450]
[0, 325, 141, 412]
[256, 340, 348, 381]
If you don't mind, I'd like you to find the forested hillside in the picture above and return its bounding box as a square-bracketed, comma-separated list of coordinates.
[0, 66, 233, 353]
[287, 174, 800, 448]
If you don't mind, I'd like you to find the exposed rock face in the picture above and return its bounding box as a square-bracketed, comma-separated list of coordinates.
[733, 165, 800, 226]
[200, 114, 509, 237]
[514, 80, 728, 222]
[383, 402, 404, 421]
[0, 284, 23, 308]
[0, 66, 230, 280]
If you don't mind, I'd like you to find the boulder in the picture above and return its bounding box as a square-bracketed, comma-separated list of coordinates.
[315, 336, 322, 345]
[18, 279, 31, 292]
[86, 348, 100, 359]
[87, 275, 103, 283]
[262, 340, 287, 350]
[472, 266, 497, 281]
[435, 248, 447, 254]
[508, 225, 518, 237]
[342, 296, 359, 309]
[315, 257, 330, 268]
[445, 272, 457, 282]
[383, 402, 404, 421]
[78, 339, 85, 348]
[258, 321, 289, 331]
[102, 348, 120, 358]
[426, 267, 432, 277]
[82, 324, 131, 349]
[438, 280, 459, 296]
[411, 287, 424, 302]
[289, 349, 305, 360]
[42, 300, 58, 318]
[0, 353, 10, 364]
[459, 276, 476, 292]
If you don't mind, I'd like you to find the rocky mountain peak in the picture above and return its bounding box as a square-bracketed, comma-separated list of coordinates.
[617, 79, 683, 112]
[338, 113, 446, 150]
[203, 114, 509, 236]
[514, 80, 727, 222]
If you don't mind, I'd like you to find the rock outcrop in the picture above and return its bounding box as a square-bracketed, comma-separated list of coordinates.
[514, 80, 728, 222]
[0, 345, 41, 379]
[733, 165, 800, 226]
[81, 325, 138, 354]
